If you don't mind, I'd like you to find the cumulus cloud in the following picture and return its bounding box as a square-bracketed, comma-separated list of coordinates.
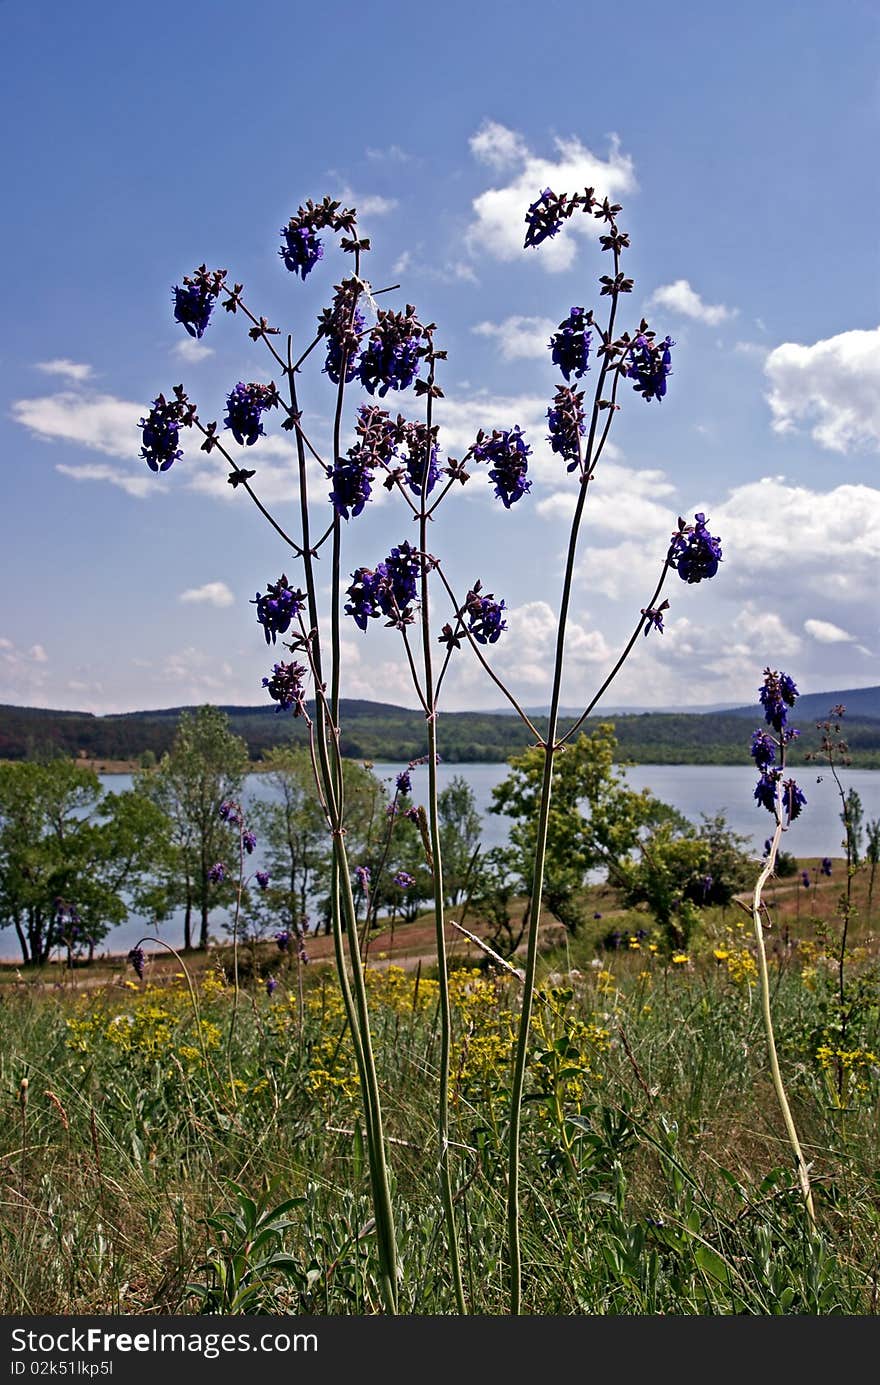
[764, 325, 880, 452]
[646, 279, 735, 326]
[471, 315, 557, 361]
[36, 359, 94, 382]
[712, 478, 880, 591]
[55, 461, 153, 499]
[179, 581, 235, 608]
[173, 338, 214, 363]
[0, 637, 52, 704]
[12, 390, 143, 456]
[804, 618, 855, 644]
[466, 123, 636, 272]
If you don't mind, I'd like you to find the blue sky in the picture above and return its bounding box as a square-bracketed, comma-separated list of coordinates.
[3, 0, 879, 717]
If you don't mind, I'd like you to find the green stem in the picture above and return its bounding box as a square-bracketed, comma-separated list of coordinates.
[419, 338, 466, 1313]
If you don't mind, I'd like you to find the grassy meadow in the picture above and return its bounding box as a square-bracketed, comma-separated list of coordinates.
[2, 860, 879, 1316]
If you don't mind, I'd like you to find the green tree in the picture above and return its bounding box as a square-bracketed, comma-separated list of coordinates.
[866, 818, 880, 924]
[247, 746, 329, 939]
[139, 705, 249, 949]
[0, 760, 168, 964]
[842, 787, 864, 867]
[438, 774, 482, 905]
[490, 724, 680, 933]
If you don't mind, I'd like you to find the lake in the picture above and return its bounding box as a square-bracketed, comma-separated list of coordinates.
[4, 761, 878, 962]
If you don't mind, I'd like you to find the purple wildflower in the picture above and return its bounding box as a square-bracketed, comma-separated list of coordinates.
[801, 870, 811, 889]
[404, 806, 420, 822]
[345, 567, 386, 631]
[464, 585, 507, 645]
[759, 669, 799, 733]
[782, 778, 806, 822]
[524, 188, 568, 248]
[641, 601, 669, 636]
[472, 427, 532, 508]
[754, 772, 780, 815]
[626, 334, 675, 402]
[547, 386, 587, 472]
[297, 935, 310, 965]
[127, 946, 145, 981]
[139, 394, 185, 472]
[549, 308, 592, 381]
[253, 575, 306, 644]
[395, 771, 412, 795]
[358, 309, 422, 396]
[266, 975, 278, 997]
[262, 660, 308, 714]
[223, 382, 277, 447]
[401, 422, 441, 497]
[208, 862, 226, 884]
[219, 799, 241, 824]
[392, 871, 415, 890]
[243, 830, 257, 854]
[750, 730, 777, 771]
[256, 870, 270, 891]
[820, 857, 833, 877]
[354, 865, 371, 891]
[329, 450, 375, 520]
[275, 930, 291, 952]
[280, 224, 323, 279]
[671, 513, 722, 584]
[319, 280, 366, 385]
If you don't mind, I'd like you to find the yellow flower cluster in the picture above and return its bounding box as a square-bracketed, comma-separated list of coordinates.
[816, 1044, 880, 1105]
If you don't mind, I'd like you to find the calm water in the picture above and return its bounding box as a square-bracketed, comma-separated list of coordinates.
[5, 761, 878, 961]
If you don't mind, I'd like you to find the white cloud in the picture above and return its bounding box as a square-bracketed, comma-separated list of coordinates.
[173, 338, 214, 363]
[179, 581, 235, 608]
[366, 144, 412, 163]
[55, 461, 154, 498]
[12, 389, 144, 457]
[732, 605, 801, 656]
[466, 123, 636, 272]
[0, 637, 52, 704]
[471, 315, 557, 361]
[764, 325, 880, 452]
[713, 478, 880, 590]
[647, 279, 735, 326]
[804, 618, 855, 644]
[357, 193, 398, 217]
[469, 120, 530, 170]
[36, 359, 94, 383]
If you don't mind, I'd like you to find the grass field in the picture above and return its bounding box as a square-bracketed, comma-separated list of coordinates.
[2, 860, 878, 1315]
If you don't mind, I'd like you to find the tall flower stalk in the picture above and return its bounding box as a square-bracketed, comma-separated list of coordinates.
[750, 670, 816, 1224]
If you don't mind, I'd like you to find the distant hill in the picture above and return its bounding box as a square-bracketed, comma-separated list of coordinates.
[3, 687, 880, 768]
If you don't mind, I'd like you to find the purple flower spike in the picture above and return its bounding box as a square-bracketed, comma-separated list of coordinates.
[139, 395, 184, 473]
[395, 771, 412, 795]
[173, 284, 212, 339]
[275, 930, 291, 952]
[127, 946, 145, 981]
[329, 452, 375, 520]
[266, 975, 278, 997]
[256, 870, 270, 891]
[671, 513, 722, 584]
[253, 574, 306, 644]
[392, 871, 415, 890]
[243, 830, 257, 854]
[208, 862, 226, 884]
[219, 799, 241, 824]
[223, 382, 277, 447]
[749, 730, 777, 771]
[354, 864, 371, 890]
[759, 669, 798, 732]
[524, 188, 567, 248]
[550, 307, 592, 381]
[547, 386, 587, 472]
[464, 584, 507, 645]
[262, 660, 308, 714]
[626, 334, 675, 402]
[820, 857, 833, 877]
[358, 308, 423, 396]
[782, 778, 806, 822]
[472, 427, 532, 508]
[801, 870, 811, 888]
[280, 224, 324, 280]
[320, 281, 365, 384]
